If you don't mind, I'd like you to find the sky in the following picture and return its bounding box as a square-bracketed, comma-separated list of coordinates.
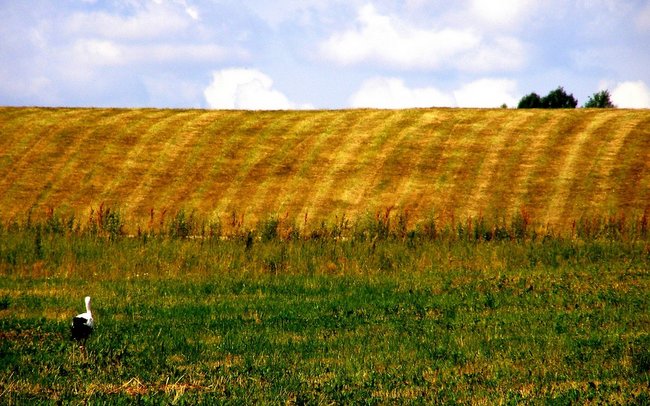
[1, 0, 650, 109]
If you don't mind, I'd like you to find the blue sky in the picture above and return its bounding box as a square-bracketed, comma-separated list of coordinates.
[2, 0, 649, 109]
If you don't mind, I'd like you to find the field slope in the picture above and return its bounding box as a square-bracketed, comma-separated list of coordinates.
[1, 107, 648, 229]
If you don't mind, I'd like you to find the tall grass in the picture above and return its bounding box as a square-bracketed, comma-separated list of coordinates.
[1, 206, 648, 279]
[6, 205, 650, 241]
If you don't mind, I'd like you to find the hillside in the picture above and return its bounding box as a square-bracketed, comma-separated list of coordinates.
[0, 107, 648, 230]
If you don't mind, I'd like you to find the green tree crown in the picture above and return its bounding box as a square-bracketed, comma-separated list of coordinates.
[584, 90, 616, 108]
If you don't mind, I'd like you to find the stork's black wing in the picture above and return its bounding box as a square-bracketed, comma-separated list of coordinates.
[71, 316, 93, 341]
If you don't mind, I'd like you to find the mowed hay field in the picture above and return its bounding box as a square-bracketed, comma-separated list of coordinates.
[1, 106, 649, 229]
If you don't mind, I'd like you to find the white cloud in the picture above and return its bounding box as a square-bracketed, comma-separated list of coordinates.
[453, 78, 518, 108]
[204, 68, 311, 110]
[320, 3, 526, 72]
[611, 81, 650, 108]
[67, 40, 238, 69]
[242, 0, 345, 27]
[321, 3, 476, 69]
[72, 39, 123, 66]
[456, 37, 525, 73]
[469, 0, 537, 27]
[60, 1, 245, 71]
[131, 44, 238, 63]
[173, 0, 200, 20]
[349, 77, 454, 108]
[349, 77, 518, 108]
[65, 3, 192, 40]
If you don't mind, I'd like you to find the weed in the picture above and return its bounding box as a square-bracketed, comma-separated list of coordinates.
[168, 209, 195, 239]
[259, 216, 280, 242]
[0, 295, 9, 310]
[631, 335, 650, 374]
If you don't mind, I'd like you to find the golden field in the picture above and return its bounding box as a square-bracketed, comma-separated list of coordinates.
[0, 107, 648, 230]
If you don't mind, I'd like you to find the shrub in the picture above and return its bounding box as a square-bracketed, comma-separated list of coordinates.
[584, 90, 615, 108]
[518, 92, 543, 108]
[518, 87, 578, 109]
[541, 86, 578, 108]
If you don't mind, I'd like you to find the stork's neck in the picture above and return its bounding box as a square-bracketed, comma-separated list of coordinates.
[85, 297, 92, 314]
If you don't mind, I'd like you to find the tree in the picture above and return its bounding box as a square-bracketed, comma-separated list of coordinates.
[584, 90, 615, 108]
[517, 92, 543, 108]
[541, 86, 578, 108]
[518, 87, 579, 109]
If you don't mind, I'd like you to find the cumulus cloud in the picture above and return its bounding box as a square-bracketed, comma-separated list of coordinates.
[349, 77, 518, 108]
[204, 68, 311, 110]
[349, 77, 454, 108]
[453, 78, 518, 108]
[320, 3, 526, 72]
[611, 81, 650, 108]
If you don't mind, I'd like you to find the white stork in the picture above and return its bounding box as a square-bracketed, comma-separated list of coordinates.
[71, 296, 94, 344]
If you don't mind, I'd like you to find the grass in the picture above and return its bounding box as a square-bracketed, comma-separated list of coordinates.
[1, 107, 649, 231]
[1, 106, 649, 402]
[1, 216, 649, 403]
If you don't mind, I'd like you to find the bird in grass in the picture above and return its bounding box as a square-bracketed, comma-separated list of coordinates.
[71, 296, 94, 345]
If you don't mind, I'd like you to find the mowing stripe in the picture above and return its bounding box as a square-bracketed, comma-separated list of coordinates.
[370, 110, 444, 223]
[401, 110, 464, 221]
[465, 110, 534, 219]
[506, 111, 563, 222]
[171, 111, 239, 217]
[152, 111, 230, 215]
[129, 110, 210, 213]
[212, 112, 303, 219]
[588, 112, 646, 214]
[557, 111, 630, 219]
[117, 110, 200, 216]
[544, 111, 614, 226]
[195, 111, 251, 216]
[206, 111, 279, 217]
[95, 109, 193, 221]
[335, 110, 414, 215]
[609, 115, 650, 214]
[0, 109, 92, 199]
[252, 111, 339, 222]
[441, 110, 510, 218]
[54, 109, 154, 214]
[228, 112, 313, 222]
[0, 109, 112, 217]
[267, 110, 362, 225]
[306, 110, 394, 221]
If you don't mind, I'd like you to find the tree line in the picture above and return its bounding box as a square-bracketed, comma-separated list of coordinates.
[517, 87, 615, 109]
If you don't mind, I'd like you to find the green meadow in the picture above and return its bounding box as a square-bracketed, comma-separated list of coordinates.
[1, 215, 649, 404]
